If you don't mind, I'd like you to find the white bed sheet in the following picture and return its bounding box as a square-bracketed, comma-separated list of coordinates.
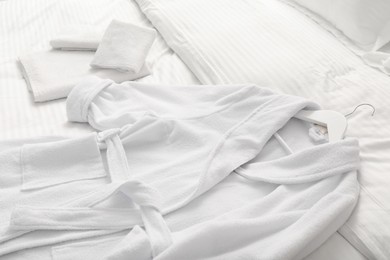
[0, 0, 366, 259]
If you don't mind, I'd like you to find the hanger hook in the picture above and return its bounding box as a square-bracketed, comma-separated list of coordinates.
[345, 103, 375, 117]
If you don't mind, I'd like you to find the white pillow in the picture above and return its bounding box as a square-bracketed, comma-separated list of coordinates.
[293, 0, 390, 50]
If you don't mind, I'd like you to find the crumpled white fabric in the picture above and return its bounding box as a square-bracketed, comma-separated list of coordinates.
[362, 51, 390, 75]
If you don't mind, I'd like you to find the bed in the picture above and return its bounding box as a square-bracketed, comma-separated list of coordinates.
[0, 0, 388, 259]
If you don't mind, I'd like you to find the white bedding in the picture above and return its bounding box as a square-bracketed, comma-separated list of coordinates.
[0, 0, 369, 259]
[135, 0, 390, 259]
[0, 0, 198, 139]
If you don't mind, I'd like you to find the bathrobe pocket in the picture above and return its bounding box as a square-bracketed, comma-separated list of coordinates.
[21, 133, 106, 191]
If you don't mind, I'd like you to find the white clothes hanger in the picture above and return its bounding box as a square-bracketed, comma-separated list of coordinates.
[272, 109, 346, 155]
[274, 104, 374, 153]
[294, 110, 347, 142]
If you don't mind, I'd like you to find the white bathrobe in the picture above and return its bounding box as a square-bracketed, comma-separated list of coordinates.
[0, 76, 360, 260]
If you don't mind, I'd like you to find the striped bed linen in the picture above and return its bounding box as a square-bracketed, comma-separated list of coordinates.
[134, 0, 390, 259]
[0, 0, 374, 259]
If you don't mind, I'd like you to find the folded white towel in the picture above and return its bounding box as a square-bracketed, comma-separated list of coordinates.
[19, 50, 150, 102]
[90, 20, 156, 73]
[50, 25, 104, 51]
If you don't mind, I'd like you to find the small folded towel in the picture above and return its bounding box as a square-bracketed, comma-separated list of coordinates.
[50, 25, 104, 51]
[90, 20, 156, 73]
[19, 50, 150, 102]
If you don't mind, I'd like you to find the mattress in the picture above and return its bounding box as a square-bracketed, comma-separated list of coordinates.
[0, 0, 368, 259]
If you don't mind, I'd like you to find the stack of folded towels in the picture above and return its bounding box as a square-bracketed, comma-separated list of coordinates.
[19, 20, 156, 102]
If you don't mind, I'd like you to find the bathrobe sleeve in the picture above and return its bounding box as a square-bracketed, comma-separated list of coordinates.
[66, 76, 272, 130]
